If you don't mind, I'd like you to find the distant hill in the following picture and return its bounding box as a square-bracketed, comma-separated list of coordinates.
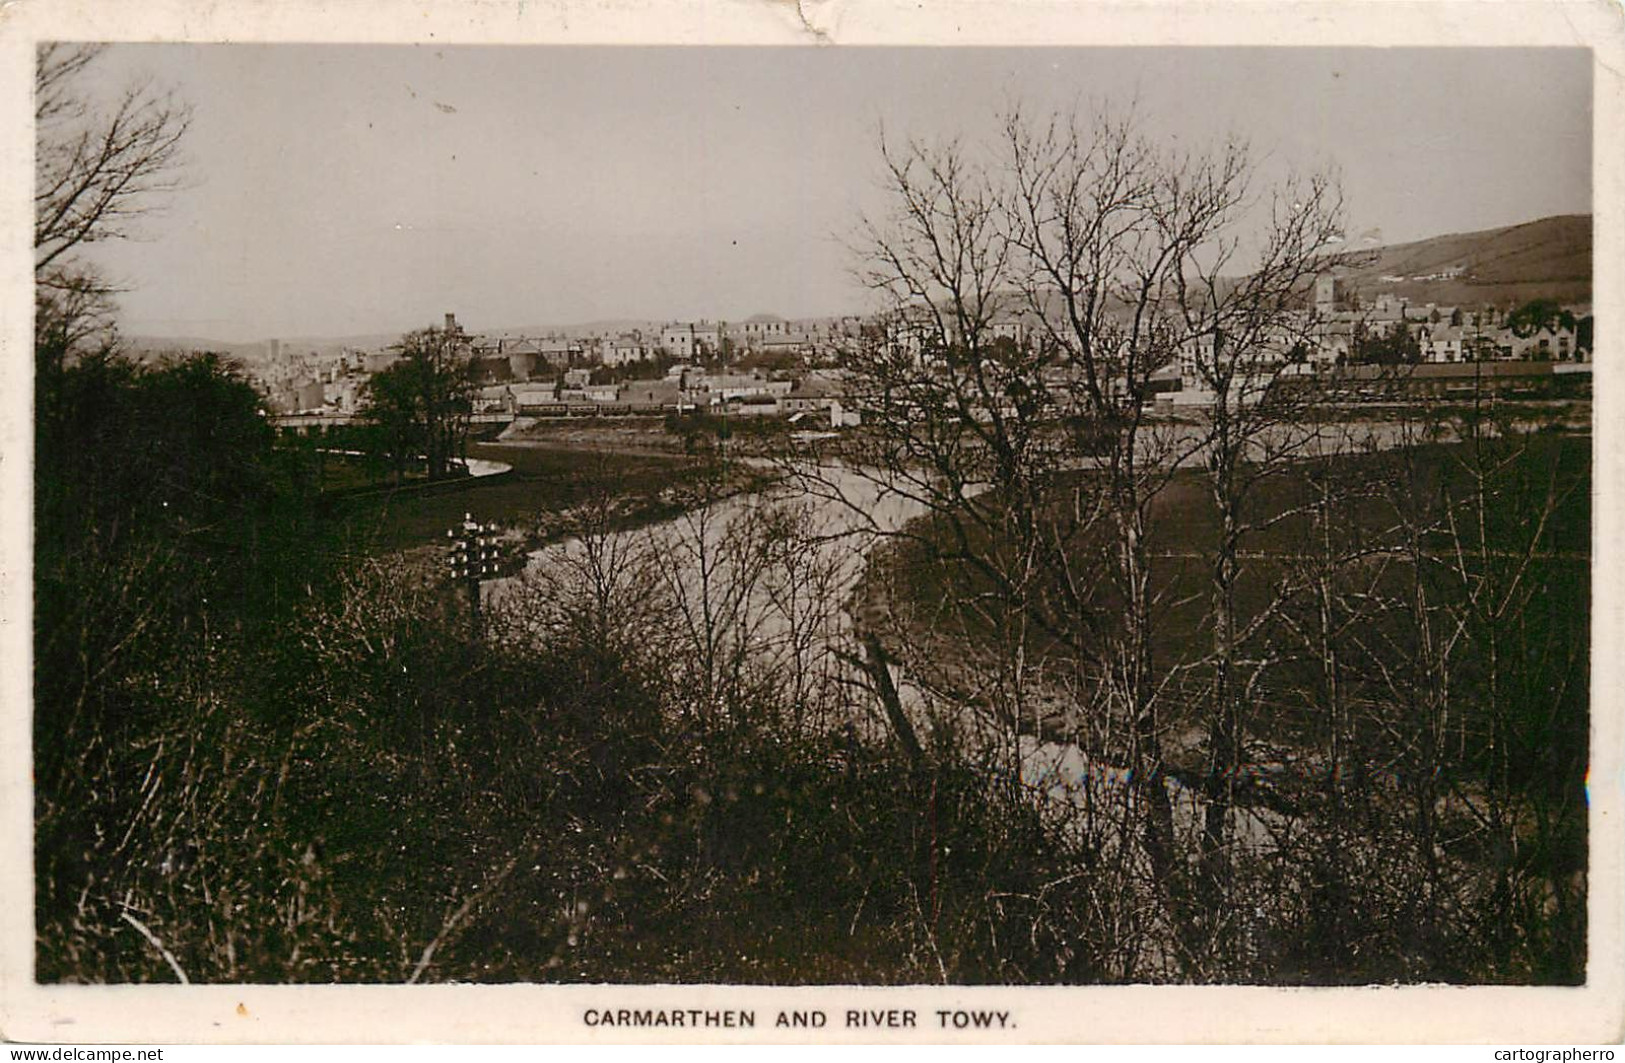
[1334, 214, 1590, 309]
[122, 333, 405, 363]
[122, 336, 282, 364]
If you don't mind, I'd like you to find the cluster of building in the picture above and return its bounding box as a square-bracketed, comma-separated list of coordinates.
[461, 314, 863, 376]
[450, 313, 863, 424]
[257, 341, 378, 416]
[1302, 277, 1588, 366]
[882, 275, 1592, 411]
[479, 363, 860, 427]
[258, 312, 865, 426]
[258, 276, 1593, 421]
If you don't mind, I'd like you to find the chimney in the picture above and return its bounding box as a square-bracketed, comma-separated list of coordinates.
[445, 312, 457, 333]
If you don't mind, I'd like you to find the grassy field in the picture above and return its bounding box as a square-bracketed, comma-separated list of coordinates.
[319, 439, 741, 555]
[862, 431, 1591, 785]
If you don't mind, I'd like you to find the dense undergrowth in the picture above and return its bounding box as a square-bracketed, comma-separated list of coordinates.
[34, 353, 1589, 985]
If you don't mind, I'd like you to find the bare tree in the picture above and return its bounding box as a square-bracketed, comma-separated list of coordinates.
[754, 499, 852, 734]
[653, 481, 788, 728]
[833, 102, 1355, 976]
[1000, 108, 1237, 960]
[35, 43, 192, 280]
[1160, 175, 1347, 958]
[1352, 397, 1588, 977]
[33, 42, 191, 393]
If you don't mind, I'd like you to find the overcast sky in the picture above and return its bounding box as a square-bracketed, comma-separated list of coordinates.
[65, 45, 1592, 343]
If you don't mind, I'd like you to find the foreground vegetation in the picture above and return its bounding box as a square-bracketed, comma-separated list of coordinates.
[35, 351, 1589, 985]
[35, 352, 1110, 984]
[858, 428, 1589, 982]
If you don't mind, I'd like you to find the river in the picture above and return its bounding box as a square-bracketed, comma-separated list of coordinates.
[484, 413, 1578, 854]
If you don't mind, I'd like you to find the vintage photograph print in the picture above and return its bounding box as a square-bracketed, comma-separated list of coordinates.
[29, 40, 1596, 997]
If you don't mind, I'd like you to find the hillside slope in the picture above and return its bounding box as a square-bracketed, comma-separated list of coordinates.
[1337, 214, 1590, 308]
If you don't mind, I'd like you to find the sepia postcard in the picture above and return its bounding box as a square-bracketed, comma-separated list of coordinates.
[1, 0, 1622, 1046]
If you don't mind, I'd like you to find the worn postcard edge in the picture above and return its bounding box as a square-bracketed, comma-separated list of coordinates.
[0, 0, 1621, 1045]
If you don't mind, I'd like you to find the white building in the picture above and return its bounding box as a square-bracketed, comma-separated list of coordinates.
[1418, 325, 1466, 364]
[660, 325, 696, 359]
[660, 322, 724, 359]
[602, 339, 647, 367]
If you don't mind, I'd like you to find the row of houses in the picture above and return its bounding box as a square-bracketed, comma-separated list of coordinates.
[262, 309, 850, 417]
[870, 293, 1595, 413]
[266, 371, 368, 416]
[480, 367, 799, 410]
[348, 313, 862, 386]
[266, 289, 1591, 418]
[474, 368, 859, 424]
[611, 317, 858, 364]
[1413, 322, 1579, 363]
[1309, 287, 1589, 365]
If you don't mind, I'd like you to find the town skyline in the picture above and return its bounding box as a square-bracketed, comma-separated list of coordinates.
[67, 45, 1592, 345]
[123, 206, 1586, 355]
